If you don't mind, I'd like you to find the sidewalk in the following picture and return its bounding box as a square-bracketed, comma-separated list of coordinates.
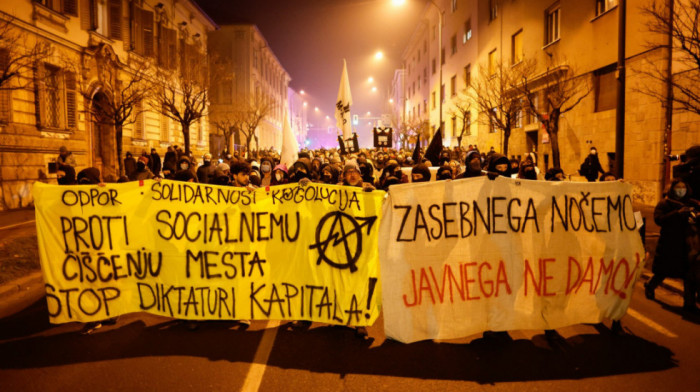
[0, 207, 36, 228]
[0, 271, 44, 319]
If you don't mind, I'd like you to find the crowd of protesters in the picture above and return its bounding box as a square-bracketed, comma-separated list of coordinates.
[52, 142, 700, 335]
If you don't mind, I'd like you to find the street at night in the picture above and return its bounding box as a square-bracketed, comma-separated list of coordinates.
[1, 0, 700, 391]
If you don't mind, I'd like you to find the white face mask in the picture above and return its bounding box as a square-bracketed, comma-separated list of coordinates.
[261, 164, 271, 173]
[180, 163, 189, 170]
[275, 172, 283, 181]
[590, 150, 597, 156]
[674, 188, 687, 198]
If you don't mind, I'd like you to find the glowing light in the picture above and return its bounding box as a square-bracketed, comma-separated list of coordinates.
[314, 107, 319, 112]
[368, 77, 374, 83]
[392, 0, 406, 6]
[375, 51, 384, 60]
[300, 90, 305, 95]
[325, 115, 329, 119]
[303, 102, 308, 107]
[371, 86, 377, 92]
[367, 111, 371, 116]
[389, 98, 394, 103]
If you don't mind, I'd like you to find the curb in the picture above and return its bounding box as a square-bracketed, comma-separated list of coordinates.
[0, 271, 45, 319]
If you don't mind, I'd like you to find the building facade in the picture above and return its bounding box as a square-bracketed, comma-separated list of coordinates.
[399, 0, 700, 206]
[208, 24, 290, 156]
[0, 0, 216, 210]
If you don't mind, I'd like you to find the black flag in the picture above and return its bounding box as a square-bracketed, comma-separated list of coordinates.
[412, 134, 421, 163]
[338, 135, 347, 155]
[424, 127, 443, 166]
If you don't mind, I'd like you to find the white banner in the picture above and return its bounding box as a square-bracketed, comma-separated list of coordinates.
[378, 177, 645, 343]
[335, 59, 353, 140]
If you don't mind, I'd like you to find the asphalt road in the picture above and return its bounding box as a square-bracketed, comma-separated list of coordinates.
[0, 280, 698, 392]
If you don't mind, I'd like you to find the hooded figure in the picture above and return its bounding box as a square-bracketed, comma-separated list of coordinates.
[358, 161, 374, 184]
[290, 160, 311, 183]
[378, 163, 403, 190]
[545, 168, 565, 181]
[646, 179, 700, 311]
[174, 156, 196, 182]
[411, 163, 431, 182]
[150, 148, 162, 176]
[487, 154, 511, 178]
[458, 150, 484, 178]
[517, 159, 538, 180]
[319, 163, 341, 185]
[197, 153, 215, 184]
[163, 146, 178, 177]
[57, 165, 77, 185]
[437, 165, 454, 181]
[579, 147, 605, 182]
[77, 167, 101, 185]
[133, 155, 155, 180]
[271, 164, 289, 186]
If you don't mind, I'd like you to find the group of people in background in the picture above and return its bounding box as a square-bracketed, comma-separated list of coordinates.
[51, 142, 700, 333]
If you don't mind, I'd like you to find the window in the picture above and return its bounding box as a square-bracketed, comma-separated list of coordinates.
[432, 91, 436, 109]
[489, 108, 498, 132]
[432, 58, 436, 75]
[423, 99, 427, 114]
[417, 78, 421, 91]
[596, 0, 618, 16]
[450, 75, 457, 97]
[160, 108, 169, 142]
[451, 35, 457, 55]
[465, 111, 472, 135]
[133, 100, 144, 139]
[488, 49, 497, 76]
[546, 4, 560, 45]
[423, 67, 427, 84]
[158, 27, 178, 70]
[441, 84, 445, 103]
[464, 64, 471, 86]
[133, 6, 154, 57]
[197, 118, 203, 143]
[594, 64, 617, 112]
[489, 0, 498, 21]
[512, 30, 523, 65]
[37, 64, 76, 130]
[451, 116, 457, 134]
[36, 0, 78, 16]
[441, 47, 445, 65]
[463, 19, 472, 43]
[515, 100, 524, 128]
[0, 50, 11, 123]
[107, 0, 123, 40]
[451, 0, 457, 13]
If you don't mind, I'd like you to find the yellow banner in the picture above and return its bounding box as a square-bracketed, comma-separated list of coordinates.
[33, 181, 385, 326]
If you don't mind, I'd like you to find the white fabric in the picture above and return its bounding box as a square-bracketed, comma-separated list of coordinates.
[335, 59, 353, 140]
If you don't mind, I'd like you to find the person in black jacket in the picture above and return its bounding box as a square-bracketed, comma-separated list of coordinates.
[579, 147, 605, 182]
[645, 179, 700, 312]
[150, 148, 162, 177]
[123, 152, 137, 180]
[458, 150, 484, 179]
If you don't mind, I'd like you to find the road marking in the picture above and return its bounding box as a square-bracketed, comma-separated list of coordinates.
[626, 308, 678, 338]
[241, 320, 280, 392]
[0, 220, 35, 231]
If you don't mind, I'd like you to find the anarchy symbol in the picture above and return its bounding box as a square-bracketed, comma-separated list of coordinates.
[309, 211, 377, 273]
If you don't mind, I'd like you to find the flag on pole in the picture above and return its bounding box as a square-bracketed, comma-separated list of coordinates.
[424, 126, 443, 166]
[280, 110, 299, 168]
[335, 59, 353, 140]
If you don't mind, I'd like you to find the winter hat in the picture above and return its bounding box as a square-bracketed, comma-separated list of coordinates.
[411, 163, 432, 182]
[343, 161, 361, 176]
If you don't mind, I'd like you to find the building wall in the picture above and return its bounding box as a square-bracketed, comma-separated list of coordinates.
[208, 24, 290, 155]
[0, 0, 216, 210]
[398, 0, 700, 207]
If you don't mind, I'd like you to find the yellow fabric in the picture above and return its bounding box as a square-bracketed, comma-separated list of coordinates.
[33, 181, 384, 326]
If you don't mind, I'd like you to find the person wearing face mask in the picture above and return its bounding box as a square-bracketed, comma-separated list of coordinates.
[487, 154, 511, 178]
[458, 150, 485, 179]
[411, 163, 431, 182]
[645, 179, 700, 312]
[133, 156, 155, 180]
[579, 147, 605, 182]
[260, 159, 273, 186]
[271, 164, 289, 186]
[544, 168, 565, 181]
[377, 163, 403, 190]
[196, 153, 216, 184]
[174, 156, 196, 182]
[319, 163, 340, 185]
[517, 159, 538, 180]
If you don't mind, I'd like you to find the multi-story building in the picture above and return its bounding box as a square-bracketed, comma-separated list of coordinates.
[0, 0, 216, 210]
[288, 87, 308, 149]
[208, 24, 290, 156]
[399, 0, 700, 206]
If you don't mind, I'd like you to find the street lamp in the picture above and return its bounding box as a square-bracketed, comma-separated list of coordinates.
[375, 51, 384, 60]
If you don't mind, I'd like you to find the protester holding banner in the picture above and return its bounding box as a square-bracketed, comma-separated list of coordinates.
[646, 179, 700, 313]
[458, 150, 484, 179]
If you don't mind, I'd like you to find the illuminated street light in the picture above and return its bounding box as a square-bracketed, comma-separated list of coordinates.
[391, 0, 406, 6]
[300, 90, 305, 95]
[389, 98, 394, 103]
[367, 111, 371, 116]
[368, 76, 374, 83]
[314, 107, 319, 112]
[303, 102, 308, 107]
[374, 51, 383, 60]
[371, 86, 377, 92]
[325, 115, 329, 119]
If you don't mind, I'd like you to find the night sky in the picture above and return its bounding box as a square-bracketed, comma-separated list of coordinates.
[197, 0, 422, 136]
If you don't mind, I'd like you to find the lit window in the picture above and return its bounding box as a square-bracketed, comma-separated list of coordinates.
[463, 19, 472, 43]
[488, 49, 497, 76]
[596, 0, 618, 16]
[512, 30, 523, 64]
[546, 4, 560, 45]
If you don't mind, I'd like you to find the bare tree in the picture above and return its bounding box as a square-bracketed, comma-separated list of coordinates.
[638, 0, 700, 115]
[449, 94, 472, 148]
[63, 58, 152, 176]
[210, 116, 236, 154]
[469, 61, 523, 155]
[151, 45, 209, 155]
[0, 16, 52, 91]
[516, 58, 592, 169]
[230, 94, 272, 155]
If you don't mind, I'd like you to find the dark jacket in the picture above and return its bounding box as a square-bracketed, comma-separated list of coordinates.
[150, 152, 162, 176]
[124, 155, 137, 180]
[652, 189, 699, 278]
[580, 154, 604, 182]
[163, 150, 178, 175]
